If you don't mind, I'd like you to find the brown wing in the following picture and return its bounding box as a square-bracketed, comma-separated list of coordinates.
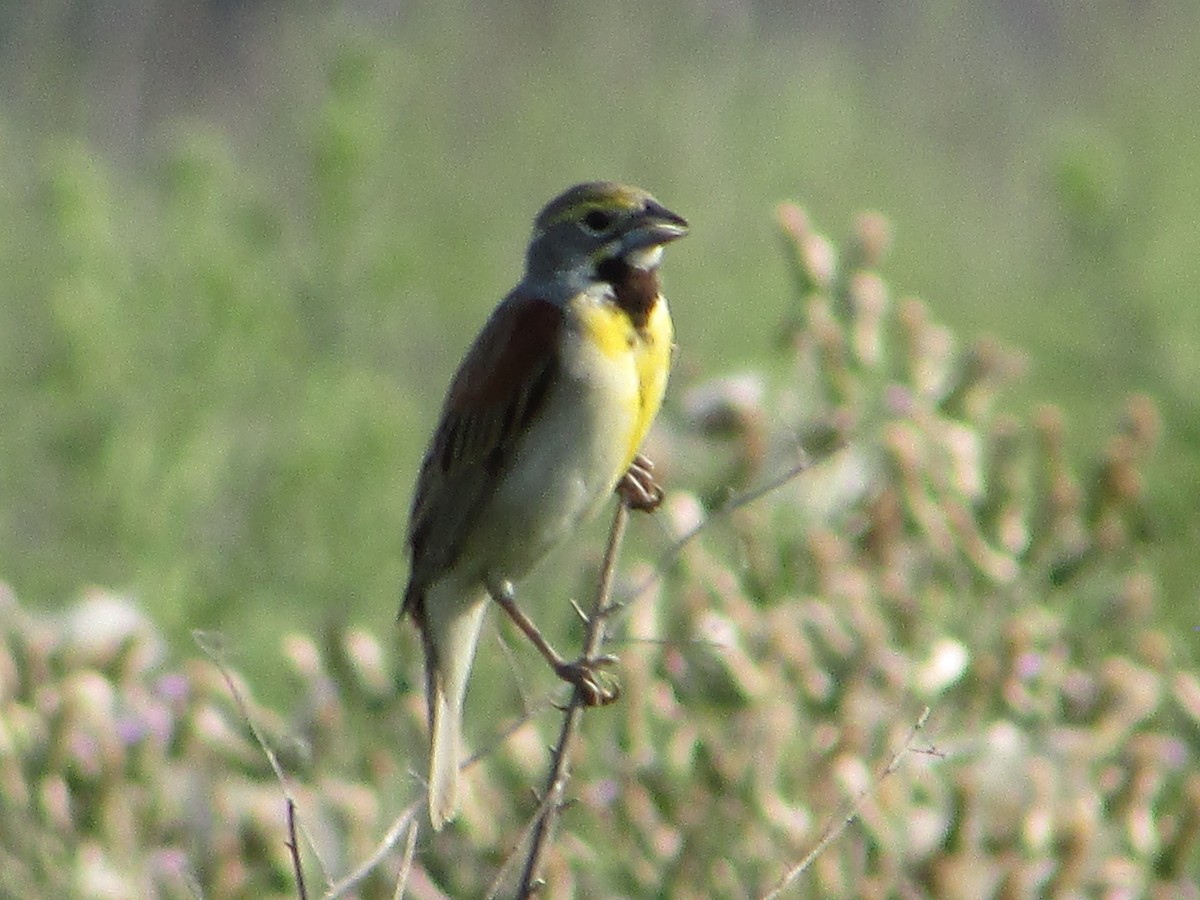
[402, 292, 563, 616]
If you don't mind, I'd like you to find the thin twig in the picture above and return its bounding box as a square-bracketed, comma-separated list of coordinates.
[514, 500, 632, 897]
[322, 800, 422, 899]
[192, 631, 333, 889]
[286, 798, 308, 900]
[391, 816, 421, 900]
[758, 706, 935, 900]
[463, 697, 558, 770]
[622, 448, 834, 609]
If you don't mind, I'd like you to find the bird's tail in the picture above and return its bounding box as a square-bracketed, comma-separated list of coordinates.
[417, 579, 489, 830]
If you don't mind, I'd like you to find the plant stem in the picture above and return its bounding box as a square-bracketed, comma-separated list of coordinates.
[516, 500, 631, 897]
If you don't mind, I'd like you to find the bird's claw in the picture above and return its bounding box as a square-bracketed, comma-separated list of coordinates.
[555, 655, 621, 706]
[617, 454, 664, 512]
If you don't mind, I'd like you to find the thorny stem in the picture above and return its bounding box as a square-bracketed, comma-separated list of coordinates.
[515, 500, 632, 898]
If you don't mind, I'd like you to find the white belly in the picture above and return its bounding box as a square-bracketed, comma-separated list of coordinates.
[463, 323, 639, 581]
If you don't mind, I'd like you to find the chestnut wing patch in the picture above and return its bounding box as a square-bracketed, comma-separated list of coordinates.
[404, 293, 563, 604]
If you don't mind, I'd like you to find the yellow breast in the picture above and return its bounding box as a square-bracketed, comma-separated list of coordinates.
[575, 293, 673, 471]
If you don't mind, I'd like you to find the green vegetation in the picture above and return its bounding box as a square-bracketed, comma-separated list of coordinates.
[2, 2, 1199, 656]
[1, 0, 1199, 894]
[2, 204, 1195, 896]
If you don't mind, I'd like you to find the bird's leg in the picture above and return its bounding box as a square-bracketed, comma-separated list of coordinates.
[487, 576, 619, 706]
[616, 453, 664, 512]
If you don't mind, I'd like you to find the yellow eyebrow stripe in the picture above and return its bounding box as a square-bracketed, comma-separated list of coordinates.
[536, 186, 647, 229]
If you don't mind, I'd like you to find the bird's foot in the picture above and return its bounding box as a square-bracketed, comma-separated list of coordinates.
[554, 655, 621, 706]
[617, 454, 664, 512]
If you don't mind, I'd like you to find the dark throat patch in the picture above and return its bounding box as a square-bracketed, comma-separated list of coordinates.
[596, 257, 660, 332]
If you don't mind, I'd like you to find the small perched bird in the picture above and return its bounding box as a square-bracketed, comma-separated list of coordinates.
[401, 182, 688, 829]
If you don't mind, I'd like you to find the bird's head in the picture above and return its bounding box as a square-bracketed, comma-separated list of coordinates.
[525, 182, 688, 286]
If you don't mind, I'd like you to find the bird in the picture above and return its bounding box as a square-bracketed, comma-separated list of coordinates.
[400, 182, 688, 829]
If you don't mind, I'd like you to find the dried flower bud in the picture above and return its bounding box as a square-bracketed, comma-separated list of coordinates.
[1121, 393, 1161, 454]
[916, 639, 970, 697]
[851, 211, 891, 268]
[340, 628, 390, 697]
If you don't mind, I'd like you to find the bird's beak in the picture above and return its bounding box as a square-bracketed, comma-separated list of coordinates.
[623, 200, 689, 252]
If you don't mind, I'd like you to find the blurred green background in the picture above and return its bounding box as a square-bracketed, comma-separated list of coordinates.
[2, 0, 1198, 684]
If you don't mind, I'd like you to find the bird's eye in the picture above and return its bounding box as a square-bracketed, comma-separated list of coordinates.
[581, 209, 613, 233]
